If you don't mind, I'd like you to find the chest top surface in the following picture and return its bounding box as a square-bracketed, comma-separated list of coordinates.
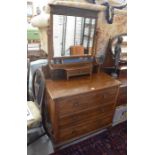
[45, 72, 121, 100]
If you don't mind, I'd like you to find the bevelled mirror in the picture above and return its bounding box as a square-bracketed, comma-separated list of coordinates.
[53, 15, 96, 57]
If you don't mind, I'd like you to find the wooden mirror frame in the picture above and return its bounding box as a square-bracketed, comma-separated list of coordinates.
[47, 3, 100, 72]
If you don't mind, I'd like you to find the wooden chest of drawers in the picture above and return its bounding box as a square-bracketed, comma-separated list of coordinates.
[45, 72, 121, 146]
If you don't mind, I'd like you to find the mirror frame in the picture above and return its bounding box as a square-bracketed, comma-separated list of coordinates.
[47, 3, 100, 69]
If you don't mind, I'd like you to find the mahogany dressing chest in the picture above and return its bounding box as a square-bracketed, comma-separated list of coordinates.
[45, 72, 121, 147]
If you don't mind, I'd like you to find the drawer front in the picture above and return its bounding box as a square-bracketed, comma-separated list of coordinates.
[57, 87, 117, 117]
[67, 68, 91, 76]
[58, 115, 112, 142]
[59, 103, 114, 129]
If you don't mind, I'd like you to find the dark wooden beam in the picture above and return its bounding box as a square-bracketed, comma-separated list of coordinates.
[50, 5, 99, 18]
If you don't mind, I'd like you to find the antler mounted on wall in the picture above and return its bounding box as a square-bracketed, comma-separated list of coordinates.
[101, 1, 127, 24]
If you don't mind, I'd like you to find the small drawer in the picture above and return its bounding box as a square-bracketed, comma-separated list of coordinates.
[57, 87, 117, 117]
[67, 68, 90, 76]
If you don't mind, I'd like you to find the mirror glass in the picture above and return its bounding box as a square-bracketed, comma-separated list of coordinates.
[53, 15, 96, 57]
[111, 34, 127, 62]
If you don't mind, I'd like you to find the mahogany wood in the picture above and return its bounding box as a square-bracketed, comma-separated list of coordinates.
[65, 63, 93, 80]
[45, 72, 121, 146]
[49, 5, 99, 18]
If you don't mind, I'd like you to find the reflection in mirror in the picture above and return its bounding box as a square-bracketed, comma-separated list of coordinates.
[111, 34, 127, 62]
[53, 15, 96, 57]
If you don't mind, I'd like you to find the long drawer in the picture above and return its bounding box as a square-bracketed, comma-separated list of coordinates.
[58, 114, 112, 142]
[56, 87, 117, 117]
[58, 103, 114, 129]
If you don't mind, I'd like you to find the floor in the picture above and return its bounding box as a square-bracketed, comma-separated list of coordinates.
[27, 134, 54, 155]
[27, 128, 107, 155]
[27, 121, 126, 155]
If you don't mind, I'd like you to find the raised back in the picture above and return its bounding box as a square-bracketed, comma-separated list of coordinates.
[48, 5, 98, 58]
[47, 1, 101, 79]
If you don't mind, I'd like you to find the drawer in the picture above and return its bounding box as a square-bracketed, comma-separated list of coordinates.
[57, 87, 117, 117]
[58, 115, 112, 142]
[59, 103, 114, 129]
[67, 68, 91, 76]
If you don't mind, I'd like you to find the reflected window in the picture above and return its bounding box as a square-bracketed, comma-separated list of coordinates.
[53, 15, 96, 57]
[27, 2, 33, 17]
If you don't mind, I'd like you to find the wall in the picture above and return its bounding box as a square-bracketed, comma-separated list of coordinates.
[96, 9, 127, 56]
